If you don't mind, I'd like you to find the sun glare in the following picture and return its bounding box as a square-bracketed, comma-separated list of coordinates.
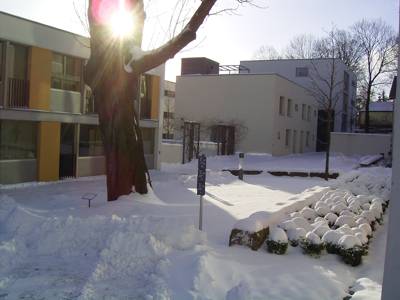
[110, 9, 134, 38]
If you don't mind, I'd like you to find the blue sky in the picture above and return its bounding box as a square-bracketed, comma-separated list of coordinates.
[0, 0, 398, 81]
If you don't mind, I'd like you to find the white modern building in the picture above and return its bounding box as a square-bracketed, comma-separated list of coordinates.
[240, 59, 357, 150]
[175, 71, 318, 156]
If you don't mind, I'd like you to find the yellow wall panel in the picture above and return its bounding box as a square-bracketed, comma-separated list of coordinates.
[150, 75, 160, 120]
[28, 47, 52, 110]
[37, 121, 60, 181]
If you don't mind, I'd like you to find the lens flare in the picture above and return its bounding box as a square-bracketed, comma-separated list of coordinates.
[110, 9, 134, 38]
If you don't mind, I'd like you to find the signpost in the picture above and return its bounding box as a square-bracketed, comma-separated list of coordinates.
[238, 152, 244, 180]
[197, 154, 206, 230]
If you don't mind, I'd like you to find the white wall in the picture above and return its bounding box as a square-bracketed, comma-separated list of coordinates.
[240, 59, 357, 132]
[175, 74, 276, 154]
[161, 141, 218, 164]
[175, 73, 315, 155]
[271, 76, 318, 155]
[330, 132, 391, 157]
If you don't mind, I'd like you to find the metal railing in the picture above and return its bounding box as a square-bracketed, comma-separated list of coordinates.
[7, 77, 29, 108]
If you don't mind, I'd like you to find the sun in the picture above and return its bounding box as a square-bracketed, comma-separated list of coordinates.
[110, 8, 134, 38]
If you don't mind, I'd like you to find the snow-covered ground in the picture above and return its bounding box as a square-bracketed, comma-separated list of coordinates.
[0, 153, 390, 299]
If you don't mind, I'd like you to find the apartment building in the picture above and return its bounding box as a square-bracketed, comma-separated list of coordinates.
[175, 59, 318, 156]
[240, 59, 357, 150]
[0, 12, 164, 184]
[162, 80, 175, 139]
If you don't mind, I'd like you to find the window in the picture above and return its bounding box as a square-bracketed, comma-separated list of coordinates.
[164, 90, 175, 97]
[287, 99, 292, 117]
[307, 106, 311, 121]
[296, 67, 308, 77]
[79, 125, 104, 157]
[295, 103, 298, 112]
[306, 131, 310, 147]
[279, 96, 285, 115]
[140, 75, 153, 119]
[314, 110, 317, 117]
[0, 120, 37, 159]
[163, 111, 174, 119]
[277, 131, 280, 140]
[285, 129, 291, 147]
[51, 53, 82, 92]
[301, 104, 306, 120]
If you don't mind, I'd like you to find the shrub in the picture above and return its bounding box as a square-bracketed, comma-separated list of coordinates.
[266, 240, 288, 255]
[300, 232, 324, 256]
[340, 246, 364, 266]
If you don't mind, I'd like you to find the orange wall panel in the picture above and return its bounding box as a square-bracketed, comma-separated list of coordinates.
[37, 121, 60, 181]
[28, 47, 52, 110]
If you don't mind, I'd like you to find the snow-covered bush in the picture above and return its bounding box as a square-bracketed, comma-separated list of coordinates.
[312, 224, 330, 238]
[358, 223, 372, 239]
[266, 227, 288, 255]
[300, 207, 317, 221]
[338, 235, 364, 266]
[324, 213, 338, 227]
[322, 230, 343, 254]
[334, 215, 356, 228]
[292, 217, 312, 231]
[300, 232, 324, 256]
[286, 227, 306, 247]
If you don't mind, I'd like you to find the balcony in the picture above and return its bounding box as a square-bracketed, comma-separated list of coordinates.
[7, 77, 29, 108]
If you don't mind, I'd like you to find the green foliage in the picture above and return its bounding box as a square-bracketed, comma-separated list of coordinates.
[325, 242, 340, 254]
[266, 240, 288, 255]
[340, 246, 364, 266]
[300, 240, 324, 256]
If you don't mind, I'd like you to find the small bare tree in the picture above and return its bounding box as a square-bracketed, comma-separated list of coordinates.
[308, 33, 343, 180]
[253, 45, 282, 60]
[285, 34, 318, 59]
[352, 19, 397, 133]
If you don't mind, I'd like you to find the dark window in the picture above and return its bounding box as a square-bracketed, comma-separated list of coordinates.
[296, 67, 308, 77]
[0, 120, 37, 159]
[164, 90, 175, 97]
[163, 111, 174, 119]
[79, 125, 104, 157]
[0, 42, 3, 83]
[51, 53, 81, 92]
[140, 75, 152, 119]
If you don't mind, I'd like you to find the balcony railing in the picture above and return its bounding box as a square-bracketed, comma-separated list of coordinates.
[7, 77, 29, 108]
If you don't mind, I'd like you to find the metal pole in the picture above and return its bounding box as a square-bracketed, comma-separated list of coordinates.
[238, 152, 244, 180]
[199, 195, 203, 231]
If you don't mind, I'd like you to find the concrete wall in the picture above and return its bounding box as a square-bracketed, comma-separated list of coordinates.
[240, 59, 357, 132]
[77, 156, 105, 177]
[50, 89, 81, 114]
[175, 73, 315, 156]
[271, 76, 318, 155]
[175, 74, 275, 154]
[0, 159, 37, 184]
[330, 132, 391, 156]
[161, 141, 218, 164]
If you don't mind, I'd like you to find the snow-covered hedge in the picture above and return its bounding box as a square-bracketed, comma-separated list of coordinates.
[229, 167, 390, 266]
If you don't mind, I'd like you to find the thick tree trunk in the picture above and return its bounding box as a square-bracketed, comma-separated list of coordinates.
[94, 59, 148, 201]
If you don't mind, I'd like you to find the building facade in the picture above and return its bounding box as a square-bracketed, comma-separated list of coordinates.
[175, 73, 318, 156]
[240, 59, 357, 150]
[0, 12, 164, 184]
[162, 80, 175, 139]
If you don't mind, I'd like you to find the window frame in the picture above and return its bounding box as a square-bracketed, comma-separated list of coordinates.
[51, 52, 82, 92]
